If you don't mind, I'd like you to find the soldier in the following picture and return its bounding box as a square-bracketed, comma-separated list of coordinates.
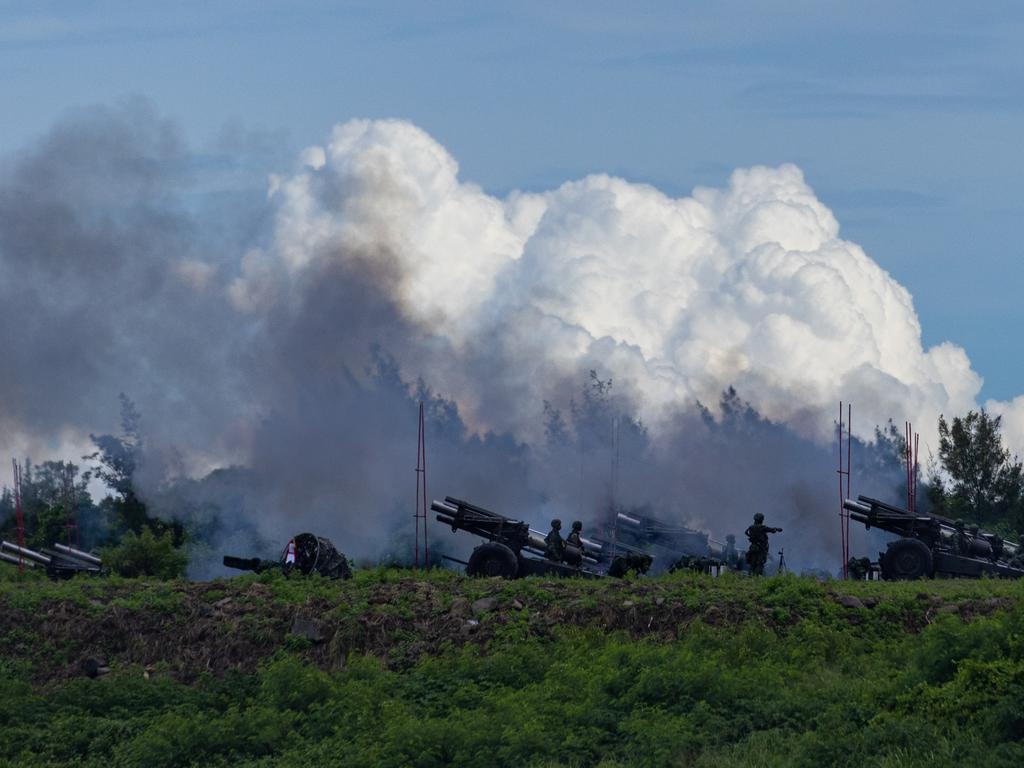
[566, 520, 584, 552]
[986, 534, 1003, 563]
[847, 556, 871, 580]
[744, 513, 782, 576]
[545, 519, 565, 562]
[609, 552, 653, 578]
[951, 520, 969, 554]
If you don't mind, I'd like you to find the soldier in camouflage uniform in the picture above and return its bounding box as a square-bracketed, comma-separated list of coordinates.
[744, 512, 782, 576]
[566, 520, 584, 552]
[608, 552, 653, 578]
[545, 519, 565, 562]
[847, 556, 871, 580]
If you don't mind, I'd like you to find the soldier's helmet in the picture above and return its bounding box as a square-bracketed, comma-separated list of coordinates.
[753, 512, 765, 523]
[954, 519, 965, 530]
[550, 518, 562, 530]
[571, 520, 582, 531]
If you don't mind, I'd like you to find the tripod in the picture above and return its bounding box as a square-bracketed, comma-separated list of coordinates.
[776, 547, 787, 575]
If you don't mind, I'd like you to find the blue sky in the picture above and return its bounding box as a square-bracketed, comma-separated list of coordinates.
[2, 1, 1023, 401]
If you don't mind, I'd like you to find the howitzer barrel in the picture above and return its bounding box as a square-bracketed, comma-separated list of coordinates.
[842, 499, 871, 515]
[526, 528, 548, 552]
[0, 552, 36, 567]
[222, 555, 280, 573]
[1, 540, 51, 566]
[617, 512, 642, 526]
[52, 543, 102, 566]
[431, 500, 458, 517]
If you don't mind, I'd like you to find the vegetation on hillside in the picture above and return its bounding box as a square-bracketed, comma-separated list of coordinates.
[0, 570, 1022, 767]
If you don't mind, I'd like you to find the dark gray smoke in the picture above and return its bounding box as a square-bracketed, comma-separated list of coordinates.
[0, 102, 912, 576]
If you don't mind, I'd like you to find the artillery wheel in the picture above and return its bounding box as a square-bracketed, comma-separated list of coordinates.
[881, 538, 933, 580]
[466, 542, 519, 579]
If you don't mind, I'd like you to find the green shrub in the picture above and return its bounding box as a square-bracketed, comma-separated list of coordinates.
[100, 528, 187, 579]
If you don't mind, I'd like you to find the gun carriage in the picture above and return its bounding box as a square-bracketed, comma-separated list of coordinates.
[432, 496, 605, 578]
[223, 532, 352, 580]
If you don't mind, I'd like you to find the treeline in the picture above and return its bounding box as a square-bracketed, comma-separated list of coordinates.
[873, 409, 1024, 536]
[0, 396, 187, 578]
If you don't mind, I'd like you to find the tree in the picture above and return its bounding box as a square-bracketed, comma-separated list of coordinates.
[929, 410, 1024, 532]
[84, 394, 182, 543]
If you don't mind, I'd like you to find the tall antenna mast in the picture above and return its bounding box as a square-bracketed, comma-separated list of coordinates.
[837, 403, 852, 578]
[904, 422, 919, 514]
[12, 459, 25, 573]
[413, 402, 428, 568]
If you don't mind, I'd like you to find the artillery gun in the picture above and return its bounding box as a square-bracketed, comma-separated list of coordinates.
[223, 533, 352, 580]
[843, 495, 1024, 580]
[590, 509, 727, 574]
[1, 540, 103, 578]
[432, 496, 607, 578]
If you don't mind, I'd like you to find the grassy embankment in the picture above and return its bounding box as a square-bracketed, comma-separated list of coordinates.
[1, 568, 1023, 767]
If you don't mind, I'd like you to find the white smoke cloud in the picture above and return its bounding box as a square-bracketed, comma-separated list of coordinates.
[246, 118, 992, 453]
[4, 107, 1017, 571]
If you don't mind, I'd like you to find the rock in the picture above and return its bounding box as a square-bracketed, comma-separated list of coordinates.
[449, 597, 471, 617]
[461, 619, 480, 634]
[622, 600, 635, 608]
[837, 595, 865, 610]
[938, 603, 959, 614]
[290, 617, 325, 643]
[511, 599, 524, 610]
[655, 597, 665, 606]
[472, 597, 497, 615]
[214, 596, 233, 608]
[862, 597, 879, 608]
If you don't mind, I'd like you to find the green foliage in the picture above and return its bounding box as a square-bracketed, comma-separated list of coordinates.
[929, 409, 1024, 532]
[101, 528, 187, 579]
[2, 575, 1024, 767]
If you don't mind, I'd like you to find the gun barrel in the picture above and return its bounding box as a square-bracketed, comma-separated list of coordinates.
[617, 512, 642, 526]
[223, 555, 264, 572]
[52, 543, 102, 566]
[1, 540, 51, 566]
[0, 552, 36, 568]
[843, 499, 871, 515]
[431, 500, 458, 516]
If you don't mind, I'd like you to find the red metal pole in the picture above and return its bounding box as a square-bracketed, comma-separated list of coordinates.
[913, 432, 919, 514]
[414, 402, 428, 568]
[421, 403, 428, 567]
[846, 404, 851, 568]
[12, 459, 25, 573]
[838, 403, 847, 578]
[415, 403, 422, 568]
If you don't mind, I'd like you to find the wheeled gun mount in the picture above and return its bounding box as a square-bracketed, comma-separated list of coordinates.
[433, 496, 603, 579]
[223, 533, 352, 580]
[843, 496, 1023, 580]
[1, 540, 103, 578]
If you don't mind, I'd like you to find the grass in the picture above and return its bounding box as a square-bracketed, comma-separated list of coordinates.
[0, 569, 1022, 767]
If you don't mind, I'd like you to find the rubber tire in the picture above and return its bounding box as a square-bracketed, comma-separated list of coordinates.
[466, 542, 519, 579]
[881, 538, 933, 580]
